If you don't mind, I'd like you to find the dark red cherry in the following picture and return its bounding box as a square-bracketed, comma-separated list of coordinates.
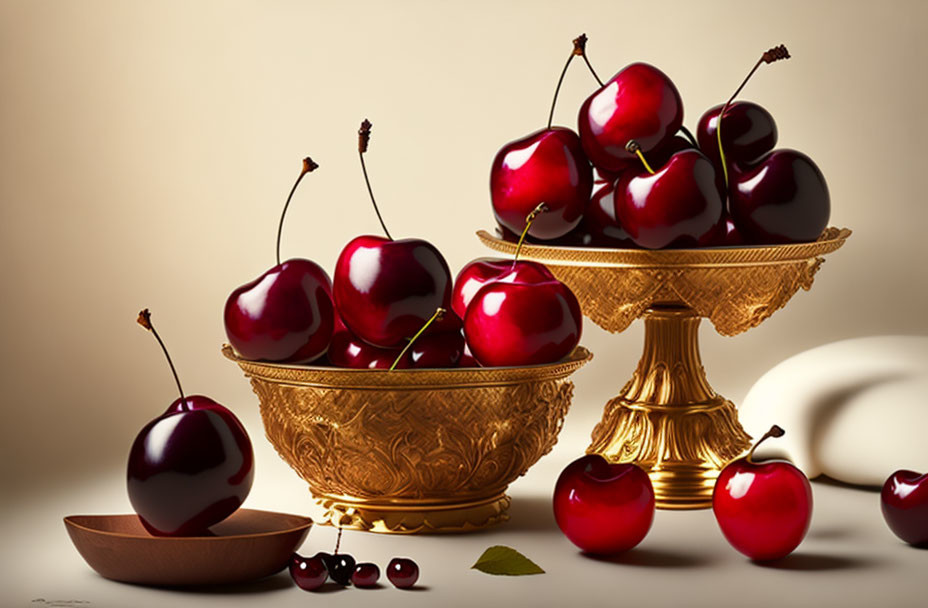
[351, 562, 381, 588]
[491, 127, 593, 240]
[614, 149, 724, 249]
[333, 235, 452, 348]
[225, 259, 334, 363]
[327, 315, 400, 369]
[580, 179, 636, 247]
[729, 149, 830, 244]
[328, 554, 356, 586]
[697, 101, 778, 170]
[578, 62, 684, 173]
[290, 553, 328, 591]
[881, 470, 928, 546]
[387, 557, 419, 589]
[452, 259, 555, 319]
[464, 263, 582, 367]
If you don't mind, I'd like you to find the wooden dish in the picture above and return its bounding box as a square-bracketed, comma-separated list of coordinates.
[64, 508, 311, 586]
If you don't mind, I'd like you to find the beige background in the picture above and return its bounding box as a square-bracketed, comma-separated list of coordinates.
[1, 0, 927, 606]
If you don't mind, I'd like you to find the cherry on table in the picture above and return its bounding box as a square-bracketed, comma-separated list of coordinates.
[289, 553, 328, 591]
[351, 562, 381, 588]
[387, 557, 419, 589]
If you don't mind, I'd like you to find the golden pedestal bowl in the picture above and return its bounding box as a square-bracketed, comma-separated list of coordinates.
[478, 227, 851, 510]
[223, 345, 591, 533]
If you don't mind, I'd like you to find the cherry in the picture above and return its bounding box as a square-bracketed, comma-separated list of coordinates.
[712, 425, 813, 561]
[881, 470, 928, 546]
[579, 178, 635, 247]
[578, 62, 683, 173]
[491, 35, 600, 240]
[553, 454, 654, 555]
[464, 205, 582, 367]
[333, 120, 453, 348]
[715, 213, 745, 246]
[614, 145, 724, 249]
[351, 563, 381, 588]
[328, 554, 356, 586]
[327, 311, 462, 369]
[127, 310, 254, 536]
[729, 149, 830, 244]
[224, 158, 335, 363]
[289, 553, 328, 591]
[697, 101, 778, 169]
[386, 557, 419, 589]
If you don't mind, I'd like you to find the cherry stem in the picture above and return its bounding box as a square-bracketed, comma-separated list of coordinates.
[677, 126, 698, 148]
[625, 140, 655, 175]
[358, 119, 393, 241]
[276, 157, 319, 266]
[717, 44, 790, 189]
[389, 307, 446, 371]
[333, 526, 343, 554]
[745, 424, 785, 464]
[513, 202, 548, 267]
[546, 34, 602, 129]
[137, 309, 187, 411]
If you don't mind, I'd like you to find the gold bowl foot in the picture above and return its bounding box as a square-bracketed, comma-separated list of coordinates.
[309, 492, 512, 534]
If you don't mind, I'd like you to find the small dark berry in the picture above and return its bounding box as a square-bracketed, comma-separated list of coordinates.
[351, 562, 380, 588]
[387, 557, 419, 589]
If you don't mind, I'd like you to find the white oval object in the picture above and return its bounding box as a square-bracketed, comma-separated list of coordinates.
[739, 336, 928, 486]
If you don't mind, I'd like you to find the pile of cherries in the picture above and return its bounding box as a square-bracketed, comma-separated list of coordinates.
[554, 426, 928, 561]
[290, 529, 419, 591]
[492, 36, 830, 249]
[224, 120, 582, 369]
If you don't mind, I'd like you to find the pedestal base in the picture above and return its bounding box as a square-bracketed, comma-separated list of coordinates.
[588, 307, 752, 509]
[309, 491, 511, 534]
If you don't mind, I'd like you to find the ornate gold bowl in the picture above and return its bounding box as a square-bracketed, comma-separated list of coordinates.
[223, 345, 591, 533]
[478, 227, 851, 509]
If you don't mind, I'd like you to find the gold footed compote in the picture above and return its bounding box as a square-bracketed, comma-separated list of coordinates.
[478, 227, 851, 509]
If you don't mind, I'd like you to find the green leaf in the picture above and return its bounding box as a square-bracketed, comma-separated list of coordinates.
[471, 545, 545, 576]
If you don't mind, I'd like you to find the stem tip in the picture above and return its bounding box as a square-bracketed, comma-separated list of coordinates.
[572, 33, 588, 56]
[302, 157, 319, 173]
[359, 119, 372, 153]
[762, 45, 791, 64]
[137, 309, 152, 331]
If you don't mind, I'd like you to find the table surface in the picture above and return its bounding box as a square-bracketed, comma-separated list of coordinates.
[4, 419, 924, 608]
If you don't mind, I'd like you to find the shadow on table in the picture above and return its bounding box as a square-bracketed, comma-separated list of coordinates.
[496, 494, 557, 534]
[159, 572, 294, 595]
[583, 547, 714, 569]
[756, 552, 882, 572]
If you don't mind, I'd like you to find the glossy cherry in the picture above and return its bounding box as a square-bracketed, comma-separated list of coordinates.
[452, 258, 564, 320]
[464, 260, 581, 367]
[553, 454, 655, 555]
[729, 149, 830, 244]
[491, 36, 599, 240]
[328, 312, 462, 369]
[128, 310, 254, 537]
[386, 557, 419, 589]
[351, 562, 381, 588]
[578, 62, 683, 173]
[580, 178, 636, 247]
[328, 554, 356, 586]
[224, 158, 335, 363]
[333, 121, 453, 348]
[289, 553, 328, 591]
[712, 425, 812, 561]
[614, 147, 724, 249]
[881, 470, 928, 546]
[714, 213, 745, 246]
[697, 101, 778, 169]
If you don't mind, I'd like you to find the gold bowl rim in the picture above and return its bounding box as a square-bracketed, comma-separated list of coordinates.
[477, 226, 851, 268]
[222, 344, 592, 389]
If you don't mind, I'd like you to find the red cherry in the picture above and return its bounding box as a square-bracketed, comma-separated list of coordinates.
[351, 562, 381, 588]
[614, 148, 724, 249]
[729, 149, 830, 244]
[129, 311, 253, 537]
[328, 312, 462, 369]
[579, 178, 636, 247]
[712, 425, 812, 561]
[881, 470, 928, 546]
[452, 258, 556, 320]
[386, 557, 419, 589]
[491, 128, 593, 240]
[224, 158, 334, 363]
[458, 339, 481, 367]
[697, 101, 778, 169]
[464, 262, 581, 367]
[289, 553, 328, 591]
[553, 455, 655, 555]
[578, 63, 683, 173]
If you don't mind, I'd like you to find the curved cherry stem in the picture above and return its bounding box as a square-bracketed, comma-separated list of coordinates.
[137, 309, 187, 410]
[547, 34, 603, 129]
[276, 157, 319, 266]
[389, 307, 446, 371]
[745, 424, 785, 464]
[512, 202, 548, 268]
[625, 140, 655, 175]
[677, 126, 699, 148]
[358, 119, 393, 241]
[717, 44, 790, 188]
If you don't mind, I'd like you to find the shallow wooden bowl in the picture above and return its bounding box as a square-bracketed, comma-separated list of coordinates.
[64, 508, 311, 586]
